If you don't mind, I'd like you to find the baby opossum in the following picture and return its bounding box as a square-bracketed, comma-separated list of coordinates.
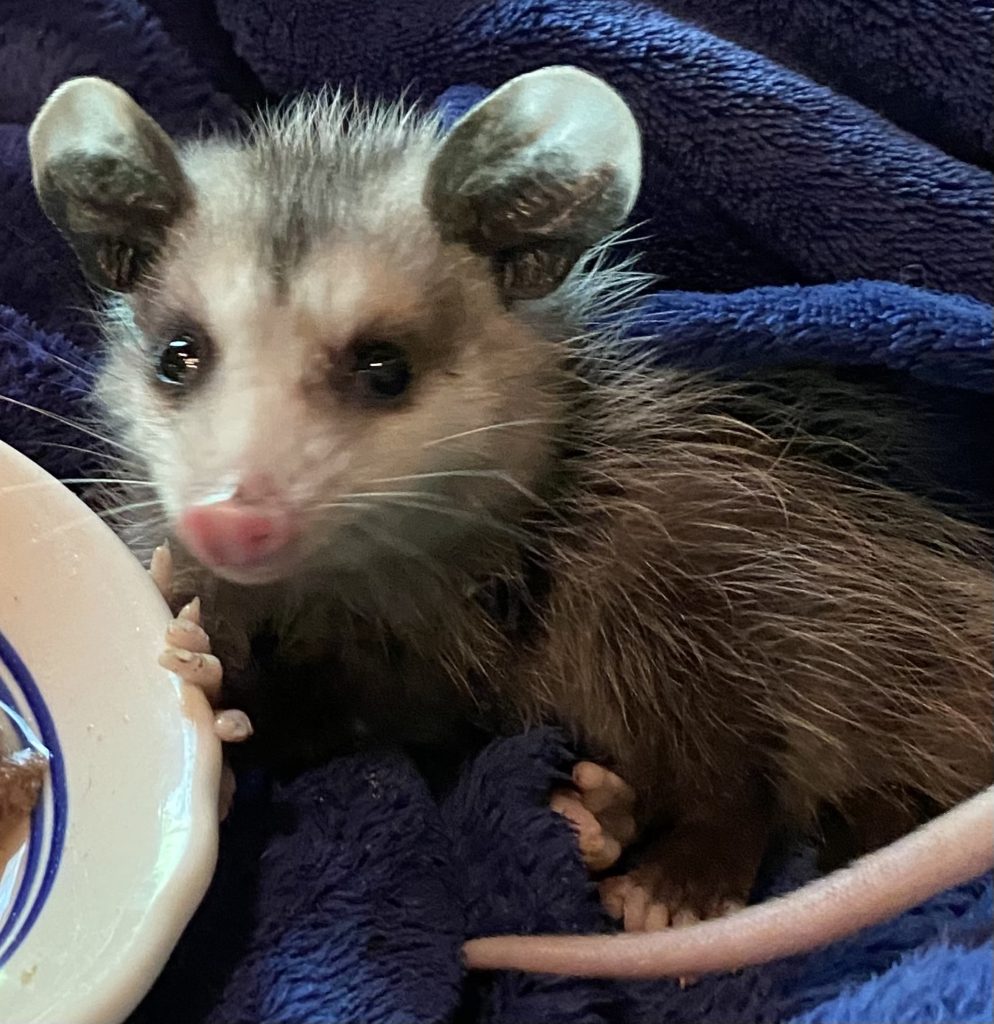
[28, 68, 993, 979]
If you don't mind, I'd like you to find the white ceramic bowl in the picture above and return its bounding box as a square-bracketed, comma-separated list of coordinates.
[0, 440, 221, 1024]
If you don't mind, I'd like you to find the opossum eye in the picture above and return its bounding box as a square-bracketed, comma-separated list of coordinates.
[347, 341, 412, 402]
[156, 334, 205, 387]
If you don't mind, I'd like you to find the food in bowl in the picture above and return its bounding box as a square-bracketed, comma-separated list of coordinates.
[0, 702, 49, 873]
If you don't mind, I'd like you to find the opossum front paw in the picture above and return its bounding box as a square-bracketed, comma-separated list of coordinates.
[158, 599, 227, 712]
[150, 541, 251, 819]
[550, 761, 638, 873]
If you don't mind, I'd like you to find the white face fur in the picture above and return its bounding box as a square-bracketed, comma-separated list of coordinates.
[29, 69, 642, 587]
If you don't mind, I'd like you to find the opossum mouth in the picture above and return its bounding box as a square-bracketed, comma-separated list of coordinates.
[204, 552, 304, 586]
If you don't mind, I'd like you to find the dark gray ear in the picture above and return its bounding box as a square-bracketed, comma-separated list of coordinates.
[424, 66, 641, 301]
[28, 77, 191, 292]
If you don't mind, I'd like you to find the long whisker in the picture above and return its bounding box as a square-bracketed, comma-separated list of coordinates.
[309, 500, 379, 514]
[0, 323, 108, 384]
[0, 394, 141, 457]
[37, 499, 167, 539]
[57, 385, 99, 401]
[36, 349, 102, 383]
[423, 418, 560, 449]
[338, 490, 451, 503]
[94, 499, 168, 521]
[0, 477, 156, 498]
[60, 477, 157, 487]
[352, 519, 449, 581]
[14, 439, 136, 467]
[367, 469, 546, 506]
[370, 495, 531, 543]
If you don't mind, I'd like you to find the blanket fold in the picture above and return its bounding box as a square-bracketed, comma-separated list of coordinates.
[1, 2, 990, 1022]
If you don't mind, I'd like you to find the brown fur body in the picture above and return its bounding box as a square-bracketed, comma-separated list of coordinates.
[157, 341, 994, 906]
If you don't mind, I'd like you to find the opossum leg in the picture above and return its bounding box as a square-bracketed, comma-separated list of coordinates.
[551, 761, 638, 872]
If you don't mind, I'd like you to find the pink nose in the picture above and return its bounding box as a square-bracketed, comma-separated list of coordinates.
[177, 501, 296, 570]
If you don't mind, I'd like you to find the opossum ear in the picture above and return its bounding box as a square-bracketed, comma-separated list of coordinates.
[28, 77, 191, 293]
[425, 66, 641, 301]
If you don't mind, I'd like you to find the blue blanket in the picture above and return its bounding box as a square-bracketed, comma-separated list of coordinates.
[1, 2, 991, 1021]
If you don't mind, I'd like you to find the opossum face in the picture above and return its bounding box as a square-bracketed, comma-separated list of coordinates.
[29, 70, 640, 585]
[97, 171, 565, 586]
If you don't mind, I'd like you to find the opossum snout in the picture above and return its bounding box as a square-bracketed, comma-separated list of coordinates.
[177, 484, 299, 582]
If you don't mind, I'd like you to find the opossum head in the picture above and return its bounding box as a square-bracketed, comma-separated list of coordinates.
[28, 68, 641, 586]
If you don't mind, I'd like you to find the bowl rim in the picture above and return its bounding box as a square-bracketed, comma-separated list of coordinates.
[0, 438, 221, 1024]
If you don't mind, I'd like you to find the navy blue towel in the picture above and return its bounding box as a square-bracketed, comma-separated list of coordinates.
[1, 2, 990, 1021]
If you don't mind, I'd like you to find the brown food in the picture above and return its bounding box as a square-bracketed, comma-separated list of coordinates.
[0, 751, 48, 826]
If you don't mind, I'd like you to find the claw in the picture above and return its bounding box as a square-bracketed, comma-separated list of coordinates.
[159, 647, 224, 703]
[166, 615, 211, 654]
[149, 541, 173, 601]
[572, 761, 636, 814]
[214, 709, 253, 743]
[177, 595, 201, 624]
[551, 791, 622, 872]
[622, 883, 650, 932]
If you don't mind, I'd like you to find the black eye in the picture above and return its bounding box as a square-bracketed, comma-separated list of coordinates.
[157, 334, 205, 387]
[350, 341, 412, 401]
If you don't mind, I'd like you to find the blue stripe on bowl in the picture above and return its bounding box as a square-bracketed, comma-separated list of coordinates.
[0, 627, 68, 967]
